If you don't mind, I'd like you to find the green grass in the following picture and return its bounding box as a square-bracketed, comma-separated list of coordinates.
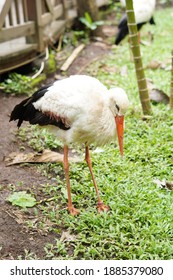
[11, 7, 173, 259]
[36, 107, 173, 260]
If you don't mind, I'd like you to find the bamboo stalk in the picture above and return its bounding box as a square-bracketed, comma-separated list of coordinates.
[125, 0, 152, 115]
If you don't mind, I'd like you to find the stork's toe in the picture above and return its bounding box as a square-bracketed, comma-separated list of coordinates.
[97, 202, 109, 213]
[68, 205, 80, 216]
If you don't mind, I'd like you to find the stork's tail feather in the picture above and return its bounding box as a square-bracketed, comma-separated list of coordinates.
[149, 16, 156, 25]
[9, 84, 51, 128]
[115, 15, 129, 45]
[115, 30, 128, 45]
[115, 28, 129, 45]
[10, 83, 71, 131]
[10, 97, 32, 127]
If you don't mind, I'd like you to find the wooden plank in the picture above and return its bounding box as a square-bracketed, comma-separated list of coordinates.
[0, 22, 35, 43]
[41, 13, 52, 26]
[62, 0, 68, 19]
[0, 0, 12, 29]
[40, 4, 63, 27]
[54, 4, 63, 19]
[43, 19, 65, 40]
[14, 0, 20, 24]
[35, 0, 45, 52]
[18, 0, 25, 24]
[0, 43, 37, 73]
[0, 43, 37, 58]
[24, 1, 38, 47]
[23, 0, 28, 21]
[10, 0, 17, 26]
[36, 0, 42, 26]
[8, 6, 13, 26]
[62, 0, 68, 9]
[45, 0, 54, 14]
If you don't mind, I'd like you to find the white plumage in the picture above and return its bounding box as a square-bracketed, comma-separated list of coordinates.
[10, 75, 129, 215]
[124, 0, 156, 23]
[116, 0, 156, 45]
[34, 75, 128, 146]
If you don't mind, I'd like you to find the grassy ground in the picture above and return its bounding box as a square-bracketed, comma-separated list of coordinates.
[8, 7, 173, 259]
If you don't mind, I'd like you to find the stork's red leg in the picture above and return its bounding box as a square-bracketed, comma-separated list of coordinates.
[63, 145, 80, 215]
[85, 146, 109, 213]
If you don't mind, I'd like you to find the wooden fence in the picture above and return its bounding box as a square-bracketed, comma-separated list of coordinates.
[0, 0, 109, 74]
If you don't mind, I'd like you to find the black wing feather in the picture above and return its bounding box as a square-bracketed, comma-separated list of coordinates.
[149, 16, 155, 25]
[115, 14, 129, 45]
[10, 83, 70, 131]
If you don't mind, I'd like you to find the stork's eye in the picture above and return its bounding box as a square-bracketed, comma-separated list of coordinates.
[115, 104, 120, 111]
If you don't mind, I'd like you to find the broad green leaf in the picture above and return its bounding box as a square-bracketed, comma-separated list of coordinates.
[79, 17, 92, 29]
[84, 12, 92, 25]
[95, 20, 104, 26]
[7, 191, 37, 208]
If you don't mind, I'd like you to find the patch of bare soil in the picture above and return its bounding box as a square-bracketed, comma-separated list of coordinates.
[0, 93, 58, 259]
[0, 41, 111, 259]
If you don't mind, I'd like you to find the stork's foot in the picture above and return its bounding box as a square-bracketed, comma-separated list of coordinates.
[68, 205, 80, 216]
[97, 201, 109, 213]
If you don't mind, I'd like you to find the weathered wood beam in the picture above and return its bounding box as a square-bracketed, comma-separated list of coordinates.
[0, 22, 35, 42]
[0, 0, 13, 29]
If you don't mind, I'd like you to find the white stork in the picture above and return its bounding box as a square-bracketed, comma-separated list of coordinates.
[10, 75, 129, 215]
[115, 0, 156, 45]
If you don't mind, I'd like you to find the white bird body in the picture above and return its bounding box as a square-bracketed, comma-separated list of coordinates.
[120, 0, 156, 20]
[133, 0, 156, 24]
[10, 75, 129, 215]
[33, 75, 128, 146]
[116, 0, 156, 44]
[120, 0, 156, 22]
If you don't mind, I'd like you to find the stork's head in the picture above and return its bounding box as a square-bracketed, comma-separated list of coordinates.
[108, 87, 129, 156]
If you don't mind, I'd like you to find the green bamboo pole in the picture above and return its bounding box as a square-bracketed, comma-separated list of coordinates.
[170, 50, 173, 109]
[125, 0, 152, 115]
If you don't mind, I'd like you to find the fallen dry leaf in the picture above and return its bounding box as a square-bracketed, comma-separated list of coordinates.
[147, 60, 162, 70]
[147, 79, 170, 105]
[153, 179, 173, 191]
[60, 231, 77, 242]
[5, 149, 82, 166]
[149, 89, 169, 105]
[101, 64, 119, 74]
[5, 209, 36, 225]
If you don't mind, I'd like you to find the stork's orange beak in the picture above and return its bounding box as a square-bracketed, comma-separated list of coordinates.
[115, 115, 124, 156]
